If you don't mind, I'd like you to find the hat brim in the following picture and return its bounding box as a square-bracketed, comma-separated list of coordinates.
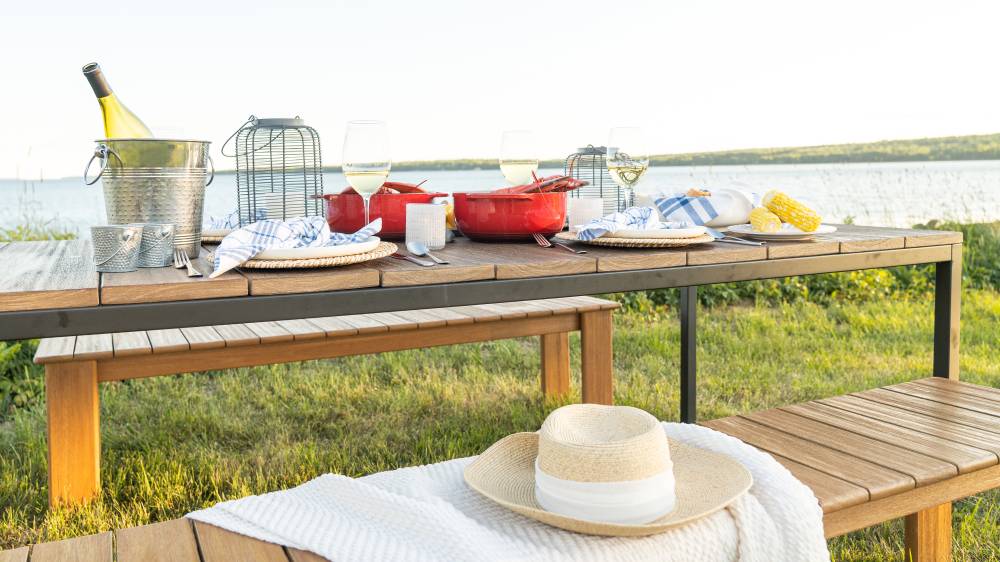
[464, 432, 753, 537]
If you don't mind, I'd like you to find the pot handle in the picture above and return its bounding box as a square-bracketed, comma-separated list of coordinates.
[464, 193, 535, 201]
[83, 144, 122, 186]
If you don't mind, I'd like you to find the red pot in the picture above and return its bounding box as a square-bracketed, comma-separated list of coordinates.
[453, 192, 567, 241]
[319, 190, 447, 239]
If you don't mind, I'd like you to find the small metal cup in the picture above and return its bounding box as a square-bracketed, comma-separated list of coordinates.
[133, 223, 176, 267]
[91, 225, 143, 273]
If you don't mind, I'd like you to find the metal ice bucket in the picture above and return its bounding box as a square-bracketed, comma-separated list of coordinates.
[85, 138, 214, 257]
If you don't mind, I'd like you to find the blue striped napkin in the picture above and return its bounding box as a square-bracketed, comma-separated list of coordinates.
[204, 209, 268, 231]
[576, 207, 690, 241]
[653, 194, 719, 226]
[210, 216, 381, 278]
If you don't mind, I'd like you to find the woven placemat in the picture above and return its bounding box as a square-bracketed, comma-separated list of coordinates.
[239, 242, 397, 270]
[201, 235, 225, 243]
[554, 232, 714, 248]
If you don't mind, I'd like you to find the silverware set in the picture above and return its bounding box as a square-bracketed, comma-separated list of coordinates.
[174, 249, 202, 277]
[533, 233, 587, 254]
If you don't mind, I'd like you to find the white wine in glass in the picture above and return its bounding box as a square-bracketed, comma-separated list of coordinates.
[499, 130, 539, 185]
[342, 120, 391, 225]
[607, 126, 649, 193]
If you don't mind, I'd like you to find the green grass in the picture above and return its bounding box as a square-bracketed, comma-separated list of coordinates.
[0, 290, 997, 559]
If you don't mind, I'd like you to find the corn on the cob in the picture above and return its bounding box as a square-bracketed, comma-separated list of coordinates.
[762, 190, 821, 232]
[749, 207, 782, 233]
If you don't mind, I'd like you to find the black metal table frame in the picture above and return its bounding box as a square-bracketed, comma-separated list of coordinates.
[0, 244, 962, 422]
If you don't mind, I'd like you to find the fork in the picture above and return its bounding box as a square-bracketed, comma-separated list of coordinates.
[174, 249, 203, 277]
[533, 233, 587, 254]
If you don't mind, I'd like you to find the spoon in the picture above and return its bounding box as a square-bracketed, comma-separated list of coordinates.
[705, 227, 766, 246]
[406, 241, 450, 264]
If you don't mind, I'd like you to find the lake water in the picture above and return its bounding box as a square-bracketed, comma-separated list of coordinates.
[1, 160, 997, 236]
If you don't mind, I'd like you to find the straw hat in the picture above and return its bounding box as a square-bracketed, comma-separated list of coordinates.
[464, 404, 752, 537]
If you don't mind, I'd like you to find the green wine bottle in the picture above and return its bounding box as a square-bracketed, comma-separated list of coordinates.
[82, 62, 153, 138]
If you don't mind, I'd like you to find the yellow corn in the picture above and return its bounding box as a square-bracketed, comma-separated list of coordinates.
[749, 207, 782, 233]
[762, 190, 821, 232]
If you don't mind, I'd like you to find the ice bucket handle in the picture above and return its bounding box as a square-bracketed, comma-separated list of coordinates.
[84, 144, 123, 186]
[206, 154, 215, 186]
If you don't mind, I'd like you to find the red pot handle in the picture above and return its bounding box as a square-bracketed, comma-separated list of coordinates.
[463, 193, 536, 201]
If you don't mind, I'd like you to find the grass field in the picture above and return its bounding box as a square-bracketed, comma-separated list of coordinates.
[0, 289, 997, 559]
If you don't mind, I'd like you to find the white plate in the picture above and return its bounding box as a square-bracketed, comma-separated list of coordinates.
[604, 226, 708, 239]
[255, 237, 381, 260]
[727, 223, 837, 240]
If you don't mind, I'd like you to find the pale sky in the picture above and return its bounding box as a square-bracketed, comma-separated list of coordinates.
[1, 0, 998, 179]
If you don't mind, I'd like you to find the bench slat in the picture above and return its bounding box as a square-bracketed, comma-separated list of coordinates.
[29, 532, 112, 562]
[193, 521, 289, 562]
[147, 329, 191, 354]
[820, 394, 1000, 457]
[180, 327, 226, 350]
[746, 408, 957, 486]
[339, 314, 391, 334]
[364, 312, 420, 331]
[392, 309, 448, 328]
[420, 307, 476, 325]
[859, 388, 1000, 433]
[276, 320, 327, 341]
[117, 519, 200, 562]
[913, 377, 1000, 403]
[74, 333, 114, 360]
[302, 317, 358, 338]
[34, 336, 77, 364]
[245, 322, 295, 344]
[444, 305, 504, 322]
[889, 382, 1000, 418]
[783, 402, 997, 474]
[767, 452, 870, 513]
[214, 324, 262, 347]
[112, 332, 152, 357]
[703, 416, 914, 500]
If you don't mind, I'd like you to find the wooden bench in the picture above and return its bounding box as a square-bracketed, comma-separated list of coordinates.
[32, 296, 618, 508]
[704, 377, 1000, 562]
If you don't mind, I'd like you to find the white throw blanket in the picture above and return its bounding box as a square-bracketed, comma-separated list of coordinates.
[188, 423, 830, 562]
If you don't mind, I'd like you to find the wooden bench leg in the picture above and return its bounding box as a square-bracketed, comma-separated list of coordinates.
[540, 333, 570, 398]
[581, 310, 613, 405]
[46, 361, 100, 507]
[905, 503, 952, 562]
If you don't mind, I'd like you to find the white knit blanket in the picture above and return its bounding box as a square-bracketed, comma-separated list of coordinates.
[188, 423, 830, 562]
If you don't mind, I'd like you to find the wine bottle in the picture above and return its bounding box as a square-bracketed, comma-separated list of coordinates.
[82, 62, 153, 138]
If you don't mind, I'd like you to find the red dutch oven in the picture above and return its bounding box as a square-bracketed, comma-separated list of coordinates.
[318, 187, 447, 239]
[453, 192, 567, 241]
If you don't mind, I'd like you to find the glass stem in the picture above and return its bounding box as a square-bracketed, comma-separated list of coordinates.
[363, 194, 371, 225]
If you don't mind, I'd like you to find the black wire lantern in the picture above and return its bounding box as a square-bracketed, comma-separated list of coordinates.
[222, 116, 324, 226]
[564, 145, 633, 217]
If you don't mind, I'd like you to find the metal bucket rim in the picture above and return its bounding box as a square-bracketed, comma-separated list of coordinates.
[95, 138, 212, 144]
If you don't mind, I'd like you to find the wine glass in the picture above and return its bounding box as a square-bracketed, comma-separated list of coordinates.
[606, 127, 649, 197]
[499, 130, 539, 185]
[343, 120, 391, 225]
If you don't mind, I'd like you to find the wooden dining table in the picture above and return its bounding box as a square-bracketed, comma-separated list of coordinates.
[0, 224, 963, 422]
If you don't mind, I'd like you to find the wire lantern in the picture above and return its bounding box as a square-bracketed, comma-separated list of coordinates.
[564, 145, 633, 217]
[223, 116, 324, 226]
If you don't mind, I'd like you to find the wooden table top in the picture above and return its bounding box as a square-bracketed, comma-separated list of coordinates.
[0, 225, 961, 314]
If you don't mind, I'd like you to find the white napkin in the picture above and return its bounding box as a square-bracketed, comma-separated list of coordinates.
[575, 207, 692, 241]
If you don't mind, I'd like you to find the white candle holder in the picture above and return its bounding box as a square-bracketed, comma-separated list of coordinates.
[568, 198, 605, 231]
[405, 203, 446, 250]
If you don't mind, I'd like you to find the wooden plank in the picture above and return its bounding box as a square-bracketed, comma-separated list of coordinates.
[275, 319, 328, 341]
[817, 224, 906, 253]
[889, 382, 1000, 418]
[541, 332, 571, 398]
[858, 388, 1000, 434]
[783, 401, 996, 474]
[117, 518, 201, 562]
[100, 248, 247, 305]
[581, 310, 613, 405]
[73, 334, 114, 360]
[420, 307, 476, 325]
[685, 243, 767, 266]
[301, 316, 358, 338]
[560, 296, 607, 313]
[765, 239, 840, 259]
[913, 377, 1000, 404]
[455, 242, 596, 280]
[487, 301, 556, 318]
[34, 336, 77, 364]
[376, 240, 495, 287]
[392, 309, 448, 328]
[46, 361, 100, 507]
[29, 532, 112, 562]
[213, 324, 262, 347]
[768, 452, 870, 513]
[579, 245, 686, 273]
[112, 332, 152, 357]
[245, 322, 295, 344]
[192, 521, 289, 562]
[146, 329, 191, 354]
[904, 229, 962, 248]
[240, 264, 380, 296]
[905, 503, 952, 562]
[820, 394, 1000, 456]
[98, 314, 580, 382]
[364, 312, 420, 331]
[745, 408, 957, 485]
[339, 314, 391, 334]
[180, 327, 226, 350]
[703, 416, 914, 499]
[0, 240, 99, 312]
[286, 549, 328, 562]
[0, 546, 28, 562]
[444, 305, 503, 322]
[570, 296, 620, 310]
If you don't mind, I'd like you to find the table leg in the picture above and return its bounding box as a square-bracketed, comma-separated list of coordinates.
[680, 286, 697, 423]
[933, 244, 962, 380]
[540, 332, 571, 398]
[581, 310, 614, 405]
[46, 360, 100, 506]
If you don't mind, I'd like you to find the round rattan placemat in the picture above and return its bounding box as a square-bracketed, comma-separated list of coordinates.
[201, 235, 225, 244]
[554, 232, 714, 248]
[239, 241, 397, 269]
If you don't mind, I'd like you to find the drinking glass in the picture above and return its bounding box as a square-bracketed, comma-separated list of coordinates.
[606, 127, 649, 194]
[499, 130, 539, 185]
[343, 120, 391, 224]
